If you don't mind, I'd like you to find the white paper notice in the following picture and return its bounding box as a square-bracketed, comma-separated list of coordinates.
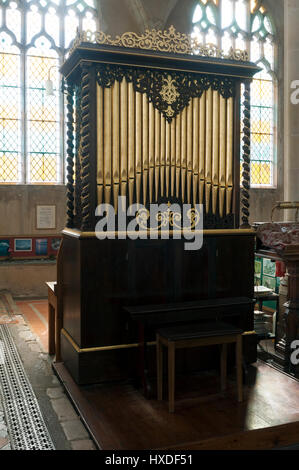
[36, 205, 56, 229]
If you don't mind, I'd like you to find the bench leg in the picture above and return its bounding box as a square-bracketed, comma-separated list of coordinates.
[48, 303, 55, 356]
[156, 334, 163, 401]
[236, 335, 243, 403]
[55, 305, 62, 363]
[168, 341, 175, 413]
[220, 343, 227, 392]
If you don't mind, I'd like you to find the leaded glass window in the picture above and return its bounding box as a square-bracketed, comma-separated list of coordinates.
[192, 0, 277, 187]
[0, 0, 97, 184]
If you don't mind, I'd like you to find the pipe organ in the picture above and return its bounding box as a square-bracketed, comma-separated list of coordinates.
[59, 27, 260, 385]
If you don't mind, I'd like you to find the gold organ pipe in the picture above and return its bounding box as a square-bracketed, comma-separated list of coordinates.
[187, 101, 193, 205]
[149, 102, 155, 204]
[160, 115, 166, 197]
[175, 114, 181, 198]
[142, 93, 149, 205]
[192, 97, 199, 206]
[104, 86, 112, 205]
[135, 90, 142, 206]
[120, 79, 128, 208]
[226, 97, 234, 215]
[128, 82, 135, 207]
[170, 120, 176, 197]
[205, 88, 213, 212]
[181, 107, 187, 202]
[112, 81, 120, 213]
[199, 92, 206, 205]
[212, 91, 219, 215]
[96, 85, 104, 205]
[154, 108, 161, 201]
[219, 95, 227, 218]
[165, 121, 171, 198]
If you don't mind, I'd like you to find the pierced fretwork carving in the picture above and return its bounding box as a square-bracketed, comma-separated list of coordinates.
[95, 64, 235, 123]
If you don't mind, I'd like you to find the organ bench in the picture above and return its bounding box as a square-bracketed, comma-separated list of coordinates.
[156, 322, 243, 412]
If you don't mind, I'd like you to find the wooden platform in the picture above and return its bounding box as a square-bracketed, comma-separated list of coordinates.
[53, 360, 299, 450]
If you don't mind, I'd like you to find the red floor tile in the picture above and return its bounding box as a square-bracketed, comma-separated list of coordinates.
[16, 300, 49, 352]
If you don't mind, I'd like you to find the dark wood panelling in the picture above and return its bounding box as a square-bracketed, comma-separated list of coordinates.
[61, 232, 255, 383]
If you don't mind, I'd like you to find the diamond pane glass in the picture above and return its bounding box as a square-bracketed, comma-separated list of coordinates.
[0, 0, 97, 184]
[250, 76, 274, 186]
[191, 1, 277, 188]
[0, 50, 21, 182]
[26, 49, 60, 183]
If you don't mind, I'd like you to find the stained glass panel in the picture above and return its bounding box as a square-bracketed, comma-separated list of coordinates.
[27, 47, 60, 183]
[45, 11, 60, 45]
[249, 74, 274, 186]
[0, 31, 21, 183]
[27, 7, 42, 43]
[235, 0, 247, 30]
[65, 11, 80, 49]
[0, 0, 97, 184]
[221, 0, 233, 28]
[6, 3, 21, 43]
[193, 0, 276, 188]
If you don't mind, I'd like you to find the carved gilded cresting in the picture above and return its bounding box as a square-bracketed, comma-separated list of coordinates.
[70, 25, 249, 62]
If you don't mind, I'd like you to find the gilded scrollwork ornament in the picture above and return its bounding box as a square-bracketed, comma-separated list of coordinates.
[135, 206, 201, 231]
[70, 26, 249, 62]
[95, 64, 235, 123]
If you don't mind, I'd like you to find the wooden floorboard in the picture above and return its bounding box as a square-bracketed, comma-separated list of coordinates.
[166, 422, 299, 450]
[53, 360, 299, 451]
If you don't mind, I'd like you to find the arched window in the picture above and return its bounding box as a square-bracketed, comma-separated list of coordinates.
[0, 0, 97, 184]
[192, 0, 276, 187]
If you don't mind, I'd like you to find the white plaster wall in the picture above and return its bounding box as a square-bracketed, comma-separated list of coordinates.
[0, 185, 66, 237]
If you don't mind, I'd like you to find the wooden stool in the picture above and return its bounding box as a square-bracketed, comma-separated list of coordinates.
[156, 322, 243, 413]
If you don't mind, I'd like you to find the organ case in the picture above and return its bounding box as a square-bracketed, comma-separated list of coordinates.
[59, 28, 260, 385]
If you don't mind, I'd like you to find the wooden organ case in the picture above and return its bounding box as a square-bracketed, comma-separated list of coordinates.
[59, 27, 260, 385]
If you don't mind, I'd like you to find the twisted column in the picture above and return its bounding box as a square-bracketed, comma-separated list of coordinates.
[74, 86, 82, 227]
[66, 82, 75, 228]
[241, 81, 251, 229]
[80, 65, 92, 231]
